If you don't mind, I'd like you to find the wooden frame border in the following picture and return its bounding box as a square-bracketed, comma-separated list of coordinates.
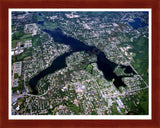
[0, 0, 160, 128]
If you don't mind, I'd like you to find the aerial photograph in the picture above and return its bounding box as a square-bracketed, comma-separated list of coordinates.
[10, 10, 150, 117]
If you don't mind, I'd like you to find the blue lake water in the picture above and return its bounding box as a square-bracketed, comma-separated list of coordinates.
[128, 18, 148, 29]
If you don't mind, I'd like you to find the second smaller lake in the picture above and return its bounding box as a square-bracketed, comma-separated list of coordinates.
[128, 18, 148, 29]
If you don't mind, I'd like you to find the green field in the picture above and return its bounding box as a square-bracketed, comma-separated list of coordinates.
[118, 35, 149, 84]
[12, 48, 33, 63]
[12, 32, 32, 48]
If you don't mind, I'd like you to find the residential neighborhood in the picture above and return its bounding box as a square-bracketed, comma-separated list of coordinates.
[11, 11, 149, 116]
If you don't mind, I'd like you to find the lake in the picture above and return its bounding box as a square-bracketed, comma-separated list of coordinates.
[128, 18, 148, 29]
[29, 28, 135, 95]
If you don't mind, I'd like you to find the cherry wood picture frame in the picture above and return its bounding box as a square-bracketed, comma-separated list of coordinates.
[0, 0, 160, 128]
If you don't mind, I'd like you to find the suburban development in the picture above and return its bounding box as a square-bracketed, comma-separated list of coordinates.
[11, 10, 149, 116]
